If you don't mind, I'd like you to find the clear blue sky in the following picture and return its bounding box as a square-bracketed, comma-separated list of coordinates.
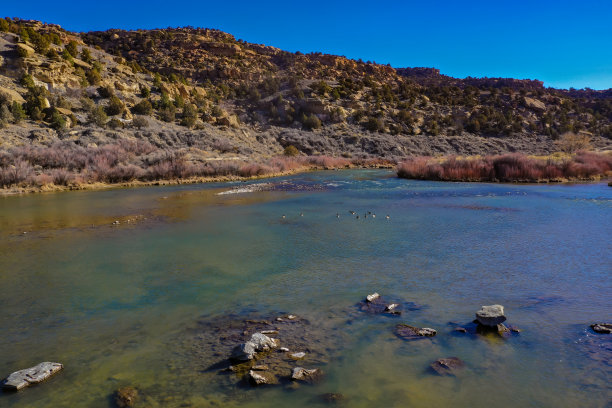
[4, 0, 612, 90]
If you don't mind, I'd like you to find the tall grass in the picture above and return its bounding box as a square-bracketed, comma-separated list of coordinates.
[397, 152, 612, 182]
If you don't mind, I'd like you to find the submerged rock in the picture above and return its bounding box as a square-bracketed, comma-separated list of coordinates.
[358, 294, 406, 316]
[290, 352, 306, 360]
[231, 332, 279, 361]
[395, 324, 437, 340]
[2, 362, 63, 391]
[248, 370, 278, 386]
[114, 386, 138, 408]
[318, 392, 346, 403]
[291, 367, 323, 384]
[429, 357, 465, 376]
[591, 323, 612, 334]
[475, 305, 506, 327]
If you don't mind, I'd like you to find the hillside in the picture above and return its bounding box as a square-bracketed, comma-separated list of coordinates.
[0, 17, 611, 190]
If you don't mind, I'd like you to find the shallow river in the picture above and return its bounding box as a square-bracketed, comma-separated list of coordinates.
[0, 170, 610, 407]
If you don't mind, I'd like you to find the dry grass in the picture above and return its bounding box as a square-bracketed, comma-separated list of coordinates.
[0, 142, 394, 192]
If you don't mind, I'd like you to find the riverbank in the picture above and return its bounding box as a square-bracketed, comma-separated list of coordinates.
[0, 160, 395, 196]
[397, 151, 612, 183]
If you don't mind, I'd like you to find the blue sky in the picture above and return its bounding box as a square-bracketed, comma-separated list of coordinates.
[4, 0, 611, 89]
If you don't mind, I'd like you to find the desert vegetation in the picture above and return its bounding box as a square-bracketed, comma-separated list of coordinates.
[0, 140, 393, 192]
[397, 151, 612, 182]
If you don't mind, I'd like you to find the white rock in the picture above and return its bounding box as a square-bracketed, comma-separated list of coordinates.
[2, 362, 63, 391]
[366, 293, 380, 302]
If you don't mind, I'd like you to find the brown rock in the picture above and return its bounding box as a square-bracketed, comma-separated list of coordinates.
[429, 357, 465, 376]
[394, 324, 437, 340]
[114, 386, 138, 408]
[591, 323, 612, 334]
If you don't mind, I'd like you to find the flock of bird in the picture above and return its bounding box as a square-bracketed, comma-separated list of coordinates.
[281, 211, 390, 220]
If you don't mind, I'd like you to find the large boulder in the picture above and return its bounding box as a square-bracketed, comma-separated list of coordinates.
[2, 362, 63, 391]
[231, 332, 279, 361]
[475, 305, 506, 327]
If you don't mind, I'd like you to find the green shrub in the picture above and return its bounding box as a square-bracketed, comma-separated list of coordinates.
[80, 48, 92, 63]
[180, 103, 198, 128]
[0, 19, 9, 32]
[88, 106, 107, 127]
[16, 45, 29, 58]
[364, 117, 383, 132]
[86, 69, 101, 85]
[132, 99, 153, 115]
[105, 95, 124, 116]
[49, 109, 66, 130]
[302, 113, 321, 130]
[159, 106, 176, 122]
[11, 102, 26, 123]
[140, 86, 150, 98]
[283, 145, 299, 156]
[97, 85, 114, 98]
[107, 118, 124, 129]
[20, 73, 35, 89]
[65, 41, 78, 58]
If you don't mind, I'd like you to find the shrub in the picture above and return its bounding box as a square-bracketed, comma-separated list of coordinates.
[105, 95, 124, 116]
[97, 85, 114, 98]
[86, 69, 101, 85]
[49, 109, 66, 130]
[364, 117, 383, 132]
[65, 41, 79, 58]
[284, 145, 299, 157]
[88, 106, 107, 127]
[159, 106, 176, 122]
[11, 102, 26, 123]
[132, 115, 149, 129]
[302, 113, 321, 130]
[132, 99, 153, 115]
[555, 132, 591, 153]
[0, 19, 8, 32]
[140, 86, 150, 98]
[107, 118, 124, 129]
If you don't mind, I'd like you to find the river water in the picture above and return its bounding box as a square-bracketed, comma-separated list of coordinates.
[0, 170, 610, 407]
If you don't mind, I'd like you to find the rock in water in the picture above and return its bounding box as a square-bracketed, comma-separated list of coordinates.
[291, 367, 323, 384]
[290, 352, 306, 360]
[394, 324, 437, 340]
[591, 323, 612, 334]
[248, 370, 278, 386]
[475, 305, 506, 327]
[366, 293, 380, 302]
[2, 362, 63, 391]
[318, 392, 346, 403]
[231, 332, 279, 361]
[114, 386, 138, 407]
[429, 357, 465, 376]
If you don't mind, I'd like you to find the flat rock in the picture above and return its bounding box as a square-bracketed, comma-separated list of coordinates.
[395, 324, 437, 340]
[591, 323, 612, 334]
[475, 305, 506, 327]
[429, 357, 465, 376]
[2, 362, 63, 391]
[291, 367, 323, 384]
[290, 352, 306, 360]
[366, 293, 380, 302]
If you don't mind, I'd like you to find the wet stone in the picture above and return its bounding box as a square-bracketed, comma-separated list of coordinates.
[2, 362, 63, 391]
[395, 324, 437, 340]
[291, 367, 323, 384]
[475, 305, 506, 327]
[358, 295, 405, 316]
[248, 370, 278, 386]
[318, 392, 346, 404]
[591, 323, 612, 334]
[114, 386, 138, 408]
[429, 357, 465, 376]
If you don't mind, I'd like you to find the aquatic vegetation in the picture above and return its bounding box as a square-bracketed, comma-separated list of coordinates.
[397, 152, 612, 182]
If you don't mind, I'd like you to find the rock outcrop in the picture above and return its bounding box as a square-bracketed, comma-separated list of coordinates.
[475, 305, 506, 326]
[591, 323, 612, 334]
[394, 324, 437, 340]
[231, 332, 279, 361]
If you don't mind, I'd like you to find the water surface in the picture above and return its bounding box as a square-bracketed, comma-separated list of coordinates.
[0, 170, 611, 407]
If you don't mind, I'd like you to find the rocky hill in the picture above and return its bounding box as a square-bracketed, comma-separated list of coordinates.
[1, 17, 611, 164]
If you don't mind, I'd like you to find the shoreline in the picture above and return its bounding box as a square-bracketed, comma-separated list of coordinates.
[0, 164, 395, 196]
[2, 163, 610, 197]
